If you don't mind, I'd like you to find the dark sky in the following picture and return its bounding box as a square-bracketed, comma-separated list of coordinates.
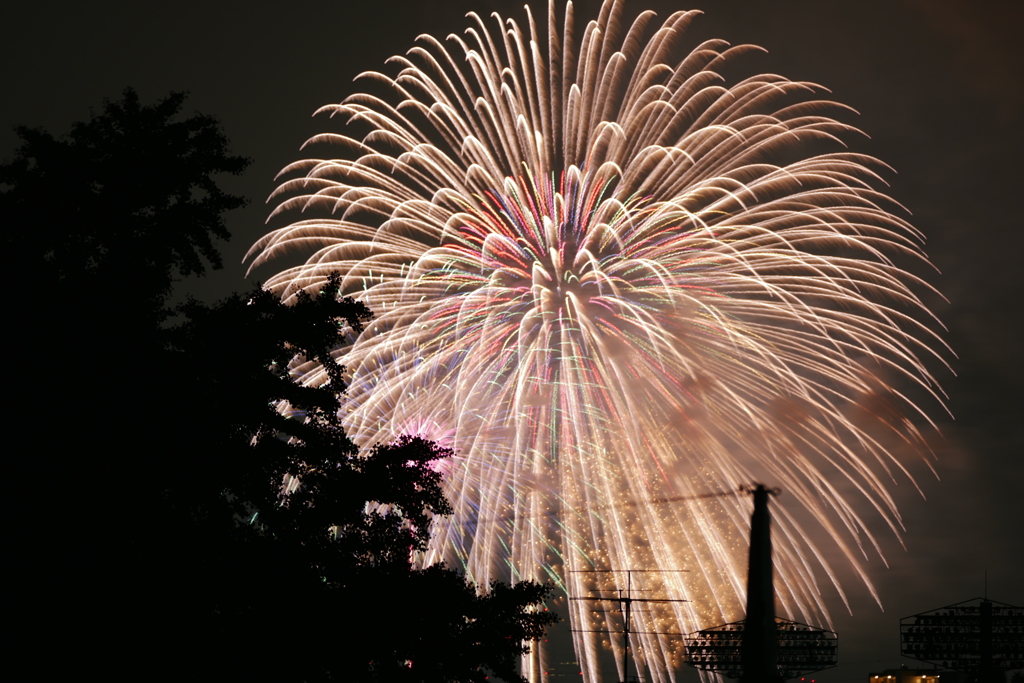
[4, 1, 1021, 681]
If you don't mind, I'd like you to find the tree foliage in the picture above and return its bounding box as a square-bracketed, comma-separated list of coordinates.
[168, 276, 557, 682]
[5, 91, 556, 682]
[2, 87, 249, 320]
[2, 88, 250, 678]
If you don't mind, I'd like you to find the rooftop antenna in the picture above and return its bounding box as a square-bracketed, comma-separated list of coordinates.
[570, 569, 689, 683]
[574, 487, 745, 682]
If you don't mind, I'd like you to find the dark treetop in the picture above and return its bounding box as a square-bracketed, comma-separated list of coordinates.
[5, 89, 555, 683]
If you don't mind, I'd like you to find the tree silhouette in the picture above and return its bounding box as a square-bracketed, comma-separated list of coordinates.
[168, 277, 557, 681]
[3, 87, 249, 322]
[2, 87, 251, 679]
[4, 91, 556, 682]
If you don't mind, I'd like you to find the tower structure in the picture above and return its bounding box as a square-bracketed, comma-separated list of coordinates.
[684, 485, 838, 682]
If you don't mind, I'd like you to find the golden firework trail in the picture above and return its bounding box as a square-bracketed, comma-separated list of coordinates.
[248, 2, 947, 681]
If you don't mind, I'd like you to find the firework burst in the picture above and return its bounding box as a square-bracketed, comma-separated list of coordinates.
[248, 2, 946, 681]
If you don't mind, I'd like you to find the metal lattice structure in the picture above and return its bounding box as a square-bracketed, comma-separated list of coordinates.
[901, 598, 1024, 672]
[685, 617, 838, 680]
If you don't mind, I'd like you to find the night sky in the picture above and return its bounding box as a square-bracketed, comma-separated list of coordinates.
[5, 1, 1020, 681]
